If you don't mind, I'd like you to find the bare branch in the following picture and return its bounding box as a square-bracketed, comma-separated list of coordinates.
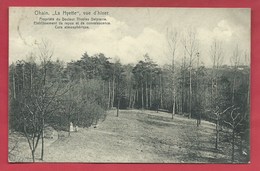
[224, 120, 234, 128]
[230, 107, 240, 120]
[220, 105, 234, 115]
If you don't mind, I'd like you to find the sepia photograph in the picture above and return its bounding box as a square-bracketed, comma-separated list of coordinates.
[8, 7, 250, 163]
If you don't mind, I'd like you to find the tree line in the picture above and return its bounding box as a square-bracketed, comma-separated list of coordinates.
[9, 30, 250, 162]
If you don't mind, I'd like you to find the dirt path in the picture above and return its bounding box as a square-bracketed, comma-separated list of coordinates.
[42, 110, 230, 163]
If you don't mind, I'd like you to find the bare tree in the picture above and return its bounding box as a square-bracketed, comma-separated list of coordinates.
[208, 40, 224, 128]
[20, 40, 69, 162]
[224, 106, 246, 162]
[210, 40, 224, 102]
[243, 50, 250, 106]
[38, 40, 53, 161]
[167, 27, 178, 119]
[181, 28, 198, 119]
[230, 45, 241, 104]
[212, 105, 232, 150]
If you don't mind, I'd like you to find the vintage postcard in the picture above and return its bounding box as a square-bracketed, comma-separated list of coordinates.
[8, 7, 250, 163]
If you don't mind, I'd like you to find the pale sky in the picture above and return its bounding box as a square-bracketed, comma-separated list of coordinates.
[9, 7, 250, 66]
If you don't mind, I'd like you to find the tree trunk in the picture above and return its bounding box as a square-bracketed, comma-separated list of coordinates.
[211, 78, 214, 104]
[172, 50, 175, 118]
[189, 69, 192, 119]
[136, 89, 139, 108]
[172, 93, 175, 119]
[22, 66, 25, 90]
[41, 129, 44, 160]
[132, 89, 136, 108]
[141, 83, 144, 109]
[40, 116, 45, 160]
[108, 80, 111, 109]
[215, 119, 219, 149]
[24, 125, 34, 162]
[30, 64, 33, 90]
[247, 74, 250, 106]
[31, 150, 35, 162]
[146, 80, 148, 109]
[68, 115, 71, 137]
[247, 82, 250, 106]
[232, 77, 236, 104]
[215, 78, 218, 96]
[102, 81, 105, 95]
[128, 89, 132, 108]
[178, 95, 181, 114]
[182, 69, 185, 113]
[111, 76, 115, 107]
[160, 74, 163, 109]
[232, 128, 235, 162]
[149, 83, 152, 108]
[239, 136, 243, 155]
[117, 99, 120, 117]
[12, 71, 16, 99]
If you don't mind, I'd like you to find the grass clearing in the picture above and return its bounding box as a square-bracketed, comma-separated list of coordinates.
[9, 109, 247, 163]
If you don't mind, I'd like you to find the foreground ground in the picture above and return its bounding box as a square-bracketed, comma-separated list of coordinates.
[9, 109, 245, 163]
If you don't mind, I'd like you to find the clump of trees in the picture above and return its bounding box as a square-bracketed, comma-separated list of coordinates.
[9, 41, 108, 162]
